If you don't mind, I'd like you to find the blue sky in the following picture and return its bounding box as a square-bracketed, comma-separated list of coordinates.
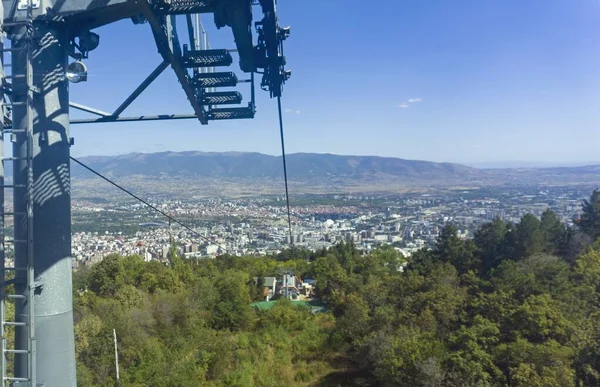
[69, 0, 600, 166]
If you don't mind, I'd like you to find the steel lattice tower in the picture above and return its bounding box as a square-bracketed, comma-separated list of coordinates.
[0, 0, 290, 385]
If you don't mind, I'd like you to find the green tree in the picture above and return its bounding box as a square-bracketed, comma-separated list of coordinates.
[406, 248, 437, 275]
[514, 214, 544, 260]
[434, 224, 477, 274]
[562, 228, 593, 264]
[579, 190, 600, 240]
[495, 338, 575, 387]
[312, 254, 349, 304]
[573, 310, 600, 386]
[367, 326, 446, 387]
[211, 270, 255, 331]
[356, 245, 405, 276]
[252, 275, 266, 301]
[490, 260, 538, 303]
[334, 293, 372, 348]
[446, 315, 504, 386]
[510, 293, 573, 345]
[573, 247, 600, 296]
[540, 209, 567, 255]
[332, 240, 360, 275]
[88, 254, 125, 297]
[474, 218, 508, 274]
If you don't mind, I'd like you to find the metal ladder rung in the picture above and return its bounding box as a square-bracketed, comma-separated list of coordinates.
[7, 295, 26, 300]
[1, 279, 15, 287]
[4, 349, 28, 354]
[3, 321, 26, 327]
[2, 157, 27, 161]
[2, 21, 31, 28]
[4, 377, 30, 382]
[1, 267, 27, 271]
[1, 185, 26, 189]
[4, 239, 28, 243]
[0, 48, 26, 53]
[4, 377, 30, 384]
[0, 212, 27, 216]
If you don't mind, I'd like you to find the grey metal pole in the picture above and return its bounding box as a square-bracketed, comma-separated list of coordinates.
[0, 1, 5, 380]
[196, 13, 203, 75]
[12, 21, 77, 386]
[113, 329, 120, 384]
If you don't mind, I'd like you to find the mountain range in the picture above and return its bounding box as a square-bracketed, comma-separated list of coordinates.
[73, 151, 479, 180]
[69, 151, 600, 196]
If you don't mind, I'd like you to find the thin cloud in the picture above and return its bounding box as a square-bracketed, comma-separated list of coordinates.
[284, 108, 301, 115]
[398, 98, 423, 109]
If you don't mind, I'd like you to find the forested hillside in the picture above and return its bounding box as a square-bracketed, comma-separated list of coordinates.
[73, 190, 600, 386]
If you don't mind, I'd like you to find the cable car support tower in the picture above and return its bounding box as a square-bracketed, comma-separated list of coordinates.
[0, 0, 291, 385]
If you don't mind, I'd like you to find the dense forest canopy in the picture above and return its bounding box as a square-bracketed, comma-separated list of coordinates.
[73, 190, 600, 386]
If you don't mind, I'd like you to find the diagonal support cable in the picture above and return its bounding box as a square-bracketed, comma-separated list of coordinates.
[70, 156, 227, 253]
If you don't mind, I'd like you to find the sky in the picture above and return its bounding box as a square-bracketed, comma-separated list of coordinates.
[68, 0, 600, 166]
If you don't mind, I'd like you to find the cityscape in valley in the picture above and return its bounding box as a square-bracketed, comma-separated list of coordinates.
[59, 157, 595, 267]
[6, 152, 598, 269]
[3, 151, 596, 270]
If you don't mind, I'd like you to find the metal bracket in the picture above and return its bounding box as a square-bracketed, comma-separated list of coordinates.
[133, 0, 208, 124]
[67, 60, 201, 124]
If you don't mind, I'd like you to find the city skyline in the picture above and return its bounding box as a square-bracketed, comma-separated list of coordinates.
[65, 184, 592, 264]
[68, 0, 600, 165]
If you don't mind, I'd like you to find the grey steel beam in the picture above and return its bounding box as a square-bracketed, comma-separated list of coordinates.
[134, 0, 208, 124]
[70, 113, 197, 124]
[11, 22, 76, 386]
[226, 1, 254, 73]
[111, 60, 169, 117]
[185, 13, 196, 49]
[69, 102, 111, 117]
[3, 0, 215, 34]
[3, 0, 137, 33]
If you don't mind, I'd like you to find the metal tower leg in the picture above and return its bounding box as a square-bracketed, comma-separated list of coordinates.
[0, 3, 6, 382]
[0, 20, 6, 385]
[11, 20, 76, 387]
[1, 2, 39, 386]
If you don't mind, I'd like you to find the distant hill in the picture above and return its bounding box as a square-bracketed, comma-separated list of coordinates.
[68, 151, 600, 197]
[537, 165, 600, 175]
[73, 151, 481, 182]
